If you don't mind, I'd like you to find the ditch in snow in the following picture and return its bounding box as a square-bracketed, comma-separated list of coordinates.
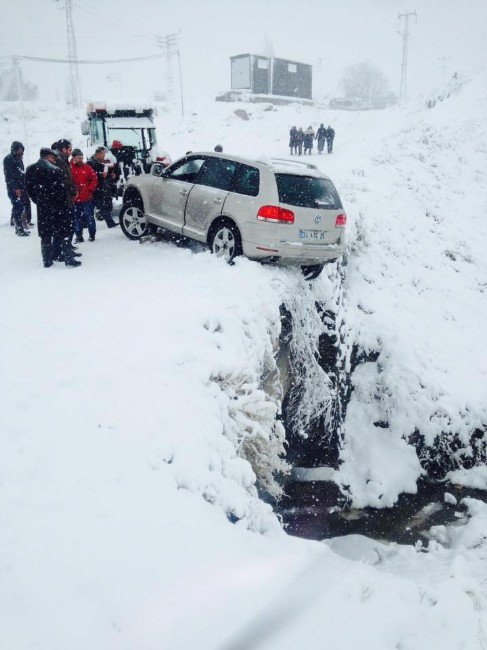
[274, 261, 487, 544]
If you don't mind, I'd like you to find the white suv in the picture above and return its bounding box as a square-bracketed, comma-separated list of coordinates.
[120, 152, 346, 279]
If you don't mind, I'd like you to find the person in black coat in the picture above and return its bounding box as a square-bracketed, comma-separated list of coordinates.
[315, 124, 327, 155]
[3, 141, 32, 236]
[25, 148, 81, 268]
[295, 128, 305, 155]
[326, 125, 335, 153]
[87, 147, 118, 229]
[303, 126, 315, 155]
[52, 139, 78, 243]
[289, 126, 298, 155]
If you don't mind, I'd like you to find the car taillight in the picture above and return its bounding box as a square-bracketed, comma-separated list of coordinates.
[335, 213, 347, 227]
[257, 205, 295, 224]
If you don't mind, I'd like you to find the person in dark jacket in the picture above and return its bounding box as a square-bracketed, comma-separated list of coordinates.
[304, 126, 315, 155]
[3, 141, 32, 236]
[295, 128, 305, 155]
[87, 147, 118, 229]
[289, 127, 298, 155]
[52, 139, 77, 204]
[25, 148, 81, 268]
[52, 139, 78, 242]
[326, 125, 335, 153]
[315, 124, 327, 155]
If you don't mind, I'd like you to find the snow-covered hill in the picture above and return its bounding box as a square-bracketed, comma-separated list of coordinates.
[1, 70, 487, 648]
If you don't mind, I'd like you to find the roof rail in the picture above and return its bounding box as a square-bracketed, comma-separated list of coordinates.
[258, 156, 319, 171]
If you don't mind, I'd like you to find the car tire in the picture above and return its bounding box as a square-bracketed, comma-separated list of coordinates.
[209, 219, 242, 264]
[301, 263, 325, 280]
[119, 203, 150, 240]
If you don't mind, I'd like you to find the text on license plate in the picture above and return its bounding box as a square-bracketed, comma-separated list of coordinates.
[298, 229, 326, 241]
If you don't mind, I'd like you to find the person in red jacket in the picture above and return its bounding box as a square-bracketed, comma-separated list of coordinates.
[70, 148, 98, 242]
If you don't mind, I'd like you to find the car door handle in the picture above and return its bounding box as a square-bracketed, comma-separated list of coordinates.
[180, 189, 189, 195]
[213, 197, 223, 204]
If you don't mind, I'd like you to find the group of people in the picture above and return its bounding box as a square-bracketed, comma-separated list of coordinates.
[3, 140, 119, 268]
[289, 124, 335, 156]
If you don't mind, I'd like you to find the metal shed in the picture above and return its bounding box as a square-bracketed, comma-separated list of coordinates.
[230, 54, 312, 100]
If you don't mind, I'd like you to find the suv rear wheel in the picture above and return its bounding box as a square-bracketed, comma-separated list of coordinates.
[209, 220, 242, 264]
[120, 204, 149, 240]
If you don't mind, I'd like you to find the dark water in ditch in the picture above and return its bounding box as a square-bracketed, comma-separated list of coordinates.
[278, 478, 487, 544]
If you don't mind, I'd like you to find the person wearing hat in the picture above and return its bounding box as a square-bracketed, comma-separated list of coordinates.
[25, 148, 81, 268]
[3, 140, 33, 236]
[70, 149, 98, 242]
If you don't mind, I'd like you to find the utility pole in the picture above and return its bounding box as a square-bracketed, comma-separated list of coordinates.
[398, 10, 417, 99]
[12, 56, 27, 145]
[156, 32, 184, 116]
[64, 0, 81, 107]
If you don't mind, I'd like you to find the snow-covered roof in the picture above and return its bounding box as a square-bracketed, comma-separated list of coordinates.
[86, 101, 155, 115]
[258, 156, 327, 177]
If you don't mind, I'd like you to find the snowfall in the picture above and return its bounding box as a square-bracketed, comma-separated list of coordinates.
[1, 70, 487, 649]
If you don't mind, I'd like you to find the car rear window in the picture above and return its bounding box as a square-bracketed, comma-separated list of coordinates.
[275, 174, 342, 209]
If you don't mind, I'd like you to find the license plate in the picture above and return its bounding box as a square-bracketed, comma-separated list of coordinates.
[298, 229, 326, 241]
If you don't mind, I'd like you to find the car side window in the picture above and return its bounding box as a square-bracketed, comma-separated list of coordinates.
[196, 157, 237, 191]
[232, 163, 260, 197]
[167, 157, 205, 183]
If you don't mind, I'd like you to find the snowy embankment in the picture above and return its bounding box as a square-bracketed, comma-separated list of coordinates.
[162, 73, 487, 506]
[1, 71, 487, 648]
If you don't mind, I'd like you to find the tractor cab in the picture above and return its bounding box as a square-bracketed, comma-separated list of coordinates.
[81, 102, 170, 175]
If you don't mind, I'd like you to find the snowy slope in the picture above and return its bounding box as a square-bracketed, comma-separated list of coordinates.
[1, 71, 487, 648]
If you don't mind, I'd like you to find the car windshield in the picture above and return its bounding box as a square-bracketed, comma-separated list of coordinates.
[106, 128, 155, 150]
[275, 173, 342, 209]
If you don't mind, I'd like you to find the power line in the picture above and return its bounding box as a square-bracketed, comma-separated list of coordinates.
[15, 52, 166, 64]
[78, 0, 157, 41]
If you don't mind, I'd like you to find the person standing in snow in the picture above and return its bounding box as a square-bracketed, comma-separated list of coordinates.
[295, 127, 305, 155]
[289, 126, 298, 155]
[326, 125, 335, 153]
[315, 123, 327, 155]
[52, 139, 77, 205]
[303, 126, 315, 155]
[52, 139, 78, 248]
[3, 141, 33, 237]
[70, 149, 98, 242]
[87, 147, 118, 230]
[25, 148, 81, 268]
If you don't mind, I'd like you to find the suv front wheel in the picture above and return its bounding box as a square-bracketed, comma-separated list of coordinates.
[209, 220, 242, 264]
[120, 204, 150, 240]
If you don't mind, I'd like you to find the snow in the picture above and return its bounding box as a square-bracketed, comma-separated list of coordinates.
[1, 68, 487, 648]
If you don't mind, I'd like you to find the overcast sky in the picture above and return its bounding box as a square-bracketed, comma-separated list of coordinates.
[1, 0, 486, 107]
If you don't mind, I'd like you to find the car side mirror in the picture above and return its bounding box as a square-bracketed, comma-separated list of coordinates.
[151, 163, 166, 177]
[81, 119, 90, 136]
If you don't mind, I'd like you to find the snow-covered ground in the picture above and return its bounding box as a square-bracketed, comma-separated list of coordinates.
[1, 70, 487, 648]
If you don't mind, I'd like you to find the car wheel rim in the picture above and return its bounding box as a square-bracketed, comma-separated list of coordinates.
[213, 227, 235, 261]
[123, 206, 146, 237]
